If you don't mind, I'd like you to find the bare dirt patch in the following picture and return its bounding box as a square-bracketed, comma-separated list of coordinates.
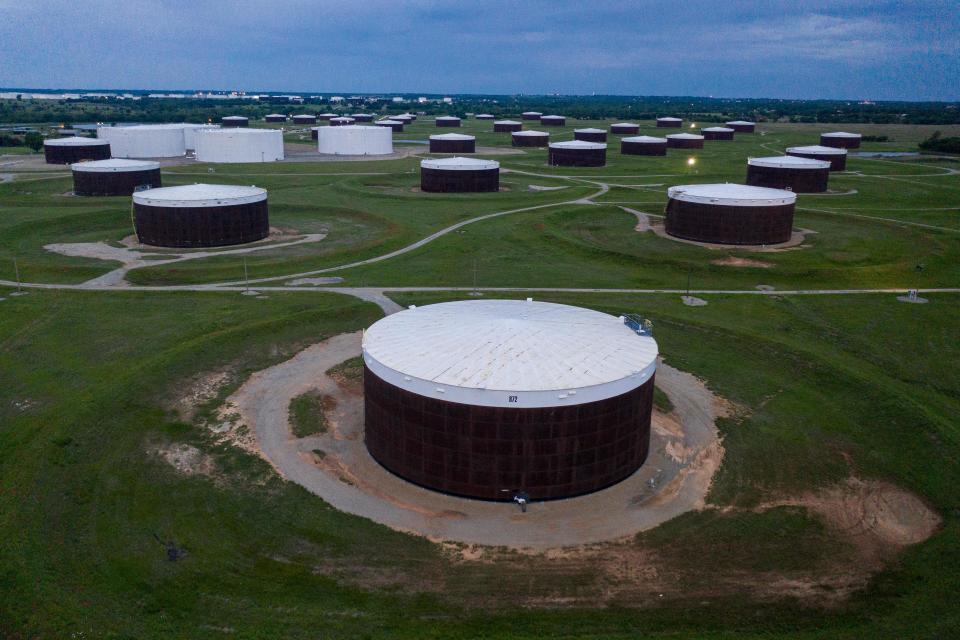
[762, 477, 941, 566]
[711, 256, 774, 268]
[152, 442, 217, 478]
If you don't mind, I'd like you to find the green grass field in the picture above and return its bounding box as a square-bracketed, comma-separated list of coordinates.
[1, 118, 958, 638]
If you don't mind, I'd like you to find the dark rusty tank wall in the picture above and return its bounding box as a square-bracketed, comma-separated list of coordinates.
[666, 137, 704, 149]
[621, 141, 667, 156]
[820, 135, 860, 149]
[746, 165, 829, 193]
[421, 168, 499, 193]
[728, 123, 755, 132]
[363, 366, 654, 501]
[610, 124, 640, 135]
[512, 135, 548, 147]
[44, 143, 111, 164]
[665, 199, 795, 245]
[548, 147, 606, 167]
[73, 168, 162, 196]
[703, 130, 734, 141]
[221, 118, 249, 128]
[574, 131, 607, 143]
[494, 122, 522, 132]
[435, 119, 461, 128]
[134, 200, 269, 248]
[429, 139, 475, 153]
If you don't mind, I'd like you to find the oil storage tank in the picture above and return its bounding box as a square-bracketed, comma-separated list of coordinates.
[512, 130, 549, 147]
[786, 145, 847, 171]
[362, 299, 659, 501]
[666, 133, 704, 149]
[330, 117, 355, 127]
[194, 129, 284, 163]
[493, 119, 523, 132]
[726, 120, 756, 133]
[540, 114, 566, 126]
[317, 125, 393, 156]
[621, 135, 668, 156]
[701, 126, 735, 141]
[656, 117, 682, 128]
[420, 157, 499, 192]
[265, 114, 288, 123]
[43, 136, 111, 164]
[292, 114, 317, 125]
[820, 131, 861, 149]
[221, 116, 249, 128]
[375, 119, 404, 132]
[435, 116, 462, 128]
[521, 111, 543, 121]
[549, 140, 606, 166]
[665, 183, 796, 245]
[71, 158, 161, 196]
[746, 156, 831, 193]
[97, 125, 186, 158]
[132, 183, 269, 248]
[610, 123, 640, 135]
[574, 128, 608, 142]
[429, 133, 476, 153]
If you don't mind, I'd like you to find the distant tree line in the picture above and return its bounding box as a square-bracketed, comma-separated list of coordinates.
[919, 131, 960, 154]
[0, 94, 957, 127]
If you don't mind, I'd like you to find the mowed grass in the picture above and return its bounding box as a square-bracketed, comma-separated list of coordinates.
[1, 288, 958, 638]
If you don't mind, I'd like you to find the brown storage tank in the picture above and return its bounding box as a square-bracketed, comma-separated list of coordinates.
[665, 183, 796, 245]
[701, 127, 735, 141]
[786, 145, 848, 171]
[71, 158, 161, 196]
[132, 183, 269, 248]
[548, 140, 606, 166]
[362, 299, 659, 501]
[574, 128, 607, 143]
[666, 133, 704, 149]
[820, 131, 862, 149]
[429, 133, 476, 153]
[746, 156, 831, 193]
[420, 157, 499, 193]
[656, 116, 683, 128]
[43, 136, 111, 164]
[621, 135, 668, 156]
[511, 130, 550, 147]
[493, 120, 523, 132]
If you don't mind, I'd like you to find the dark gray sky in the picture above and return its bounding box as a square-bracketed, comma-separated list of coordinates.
[1, 0, 957, 100]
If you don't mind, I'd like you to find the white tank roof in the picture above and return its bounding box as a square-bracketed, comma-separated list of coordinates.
[667, 133, 704, 140]
[522, 111, 542, 115]
[292, 113, 316, 118]
[550, 140, 606, 150]
[351, 113, 373, 118]
[657, 117, 682, 121]
[222, 116, 248, 121]
[318, 113, 338, 117]
[265, 113, 286, 118]
[376, 119, 402, 124]
[787, 145, 848, 155]
[612, 122, 639, 127]
[71, 158, 159, 172]
[330, 116, 355, 122]
[622, 135, 667, 143]
[421, 157, 499, 171]
[822, 131, 861, 138]
[362, 299, 658, 408]
[575, 128, 606, 133]
[702, 127, 735, 132]
[430, 133, 475, 141]
[726, 120, 755, 125]
[132, 183, 267, 208]
[541, 114, 565, 119]
[45, 136, 109, 146]
[668, 183, 797, 206]
[749, 155, 831, 169]
[476, 113, 494, 117]
[512, 130, 549, 137]
[435, 116, 461, 120]
[494, 119, 521, 125]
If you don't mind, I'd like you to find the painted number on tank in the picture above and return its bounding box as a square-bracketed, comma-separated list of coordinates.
[508, 396, 518, 403]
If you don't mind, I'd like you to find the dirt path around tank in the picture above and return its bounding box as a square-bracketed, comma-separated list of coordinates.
[219, 331, 728, 549]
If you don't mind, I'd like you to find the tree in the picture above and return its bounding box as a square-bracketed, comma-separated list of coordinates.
[24, 131, 43, 152]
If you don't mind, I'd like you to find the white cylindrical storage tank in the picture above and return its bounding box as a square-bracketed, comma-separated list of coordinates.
[317, 125, 393, 156]
[97, 125, 186, 158]
[178, 124, 220, 151]
[194, 128, 284, 163]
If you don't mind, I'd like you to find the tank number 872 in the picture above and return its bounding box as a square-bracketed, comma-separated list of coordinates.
[508, 396, 518, 403]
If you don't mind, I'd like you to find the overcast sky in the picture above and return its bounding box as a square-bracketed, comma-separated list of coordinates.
[0, 0, 957, 101]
